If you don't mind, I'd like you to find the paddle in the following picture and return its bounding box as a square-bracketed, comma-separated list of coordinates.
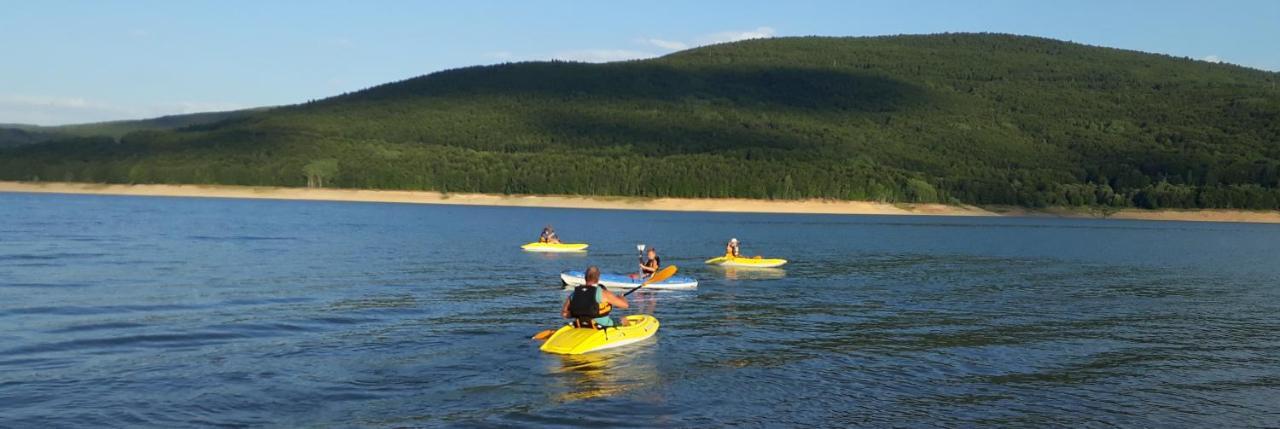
[629, 243, 646, 279]
[532, 265, 679, 340]
[624, 265, 677, 297]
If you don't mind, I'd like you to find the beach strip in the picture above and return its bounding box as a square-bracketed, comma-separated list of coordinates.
[2, 181, 1278, 224]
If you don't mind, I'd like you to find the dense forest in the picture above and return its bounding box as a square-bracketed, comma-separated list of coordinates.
[3, 34, 1279, 209]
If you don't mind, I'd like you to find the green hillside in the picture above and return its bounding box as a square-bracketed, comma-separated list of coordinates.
[3, 33, 1279, 209]
[0, 108, 265, 147]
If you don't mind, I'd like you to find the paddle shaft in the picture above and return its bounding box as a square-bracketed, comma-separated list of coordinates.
[622, 265, 677, 297]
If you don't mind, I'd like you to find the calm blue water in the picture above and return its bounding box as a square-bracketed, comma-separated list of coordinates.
[2, 192, 1278, 427]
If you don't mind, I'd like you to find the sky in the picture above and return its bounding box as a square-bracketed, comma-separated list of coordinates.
[2, 0, 1277, 125]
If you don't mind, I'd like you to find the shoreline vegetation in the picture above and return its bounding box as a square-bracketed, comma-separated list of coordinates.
[4, 181, 1279, 224]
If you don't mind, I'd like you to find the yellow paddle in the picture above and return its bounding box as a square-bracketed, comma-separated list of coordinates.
[532, 265, 679, 341]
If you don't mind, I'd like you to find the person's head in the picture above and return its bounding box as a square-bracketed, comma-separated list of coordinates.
[730, 238, 739, 245]
[544, 224, 553, 231]
[647, 247, 657, 258]
[585, 265, 601, 285]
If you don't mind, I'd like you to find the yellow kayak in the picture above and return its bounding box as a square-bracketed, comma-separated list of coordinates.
[704, 255, 788, 268]
[540, 315, 660, 355]
[521, 242, 589, 252]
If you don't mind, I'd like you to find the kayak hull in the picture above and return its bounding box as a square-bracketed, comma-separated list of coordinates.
[705, 256, 788, 268]
[560, 270, 698, 290]
[540, 315, 660, 354]
[522, 242, 589, 252]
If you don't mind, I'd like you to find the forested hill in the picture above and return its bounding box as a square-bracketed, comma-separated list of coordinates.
[3, 33, 1279, 209]
[0, 108, 264, 148]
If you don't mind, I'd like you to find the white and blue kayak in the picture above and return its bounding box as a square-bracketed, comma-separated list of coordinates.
[560, 270, 698, 290]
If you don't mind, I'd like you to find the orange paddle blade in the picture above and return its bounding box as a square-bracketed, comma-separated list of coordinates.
[532, 329, 555, 340]
[643, 265, 678, 285]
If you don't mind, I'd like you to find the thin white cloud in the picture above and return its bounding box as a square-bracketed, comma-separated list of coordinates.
[550, 49, 657, 63]
[485, 51, 517, 61]
[1, 95, 101, 109]
[160, 101, 247, 115]
[0, 94, 246, 126]
[1201, 55, 1222, 63]
[495, 26, 776, 64]
[700, 26, 777, 45]
[318, 37, 355, 50]
[636, 26, 777, 52]
[643, 38, 689, 50]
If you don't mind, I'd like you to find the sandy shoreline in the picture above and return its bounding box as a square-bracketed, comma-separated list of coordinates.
[2, 181, 1278, 224]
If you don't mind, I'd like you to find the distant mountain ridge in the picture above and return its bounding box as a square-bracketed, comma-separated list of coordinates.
[3, 33, 1278, 209]
[0, 108, 267, 147]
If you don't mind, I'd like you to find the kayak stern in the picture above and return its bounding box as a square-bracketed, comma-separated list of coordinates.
[540, 315, 660, 354]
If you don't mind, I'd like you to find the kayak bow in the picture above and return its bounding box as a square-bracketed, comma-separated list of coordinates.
[560, 270, 698, 290]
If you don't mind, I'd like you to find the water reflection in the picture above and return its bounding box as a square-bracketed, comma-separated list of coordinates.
[708, 266, 787, 281]
[527, 252, 590, 263]
[547, 342, 659, 403]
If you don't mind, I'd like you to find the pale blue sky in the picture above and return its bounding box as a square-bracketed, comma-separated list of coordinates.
[3, 0, 1277, 125]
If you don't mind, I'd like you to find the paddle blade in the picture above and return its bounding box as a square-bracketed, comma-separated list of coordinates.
[643, 265, 678, 285]
[532, 329, 555, 341]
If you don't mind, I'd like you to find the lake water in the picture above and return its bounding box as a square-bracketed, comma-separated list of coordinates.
[2, 192, 1278, 427]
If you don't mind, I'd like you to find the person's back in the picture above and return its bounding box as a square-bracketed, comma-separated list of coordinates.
[563, 266, 629, 328]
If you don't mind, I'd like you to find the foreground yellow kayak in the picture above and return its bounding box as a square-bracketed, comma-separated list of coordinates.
[540, 315, 660, 355]
[705, 255, 788, 268]
[521, 242, 589, 252]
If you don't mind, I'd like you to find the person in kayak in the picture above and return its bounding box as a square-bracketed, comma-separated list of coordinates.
[539, 225, 561, 244]
[725, 238, 741, 258]
[639, 247, 660, 279]
[561, 266, 630, 328]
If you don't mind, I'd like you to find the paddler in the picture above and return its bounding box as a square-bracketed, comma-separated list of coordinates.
[725, 238, 741, 258]
[639, 247, 660, 278]
[562, 266, 630, 328]
[539, 225, 561, 244]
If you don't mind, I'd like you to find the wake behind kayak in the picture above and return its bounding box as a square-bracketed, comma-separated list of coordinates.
[560, 270, 698, 290]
